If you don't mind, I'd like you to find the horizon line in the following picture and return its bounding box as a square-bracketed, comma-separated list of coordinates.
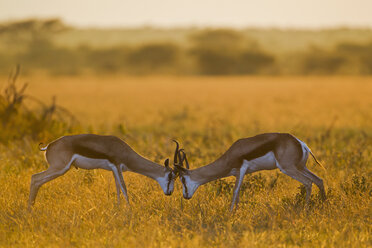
[1, 17, 372, 31]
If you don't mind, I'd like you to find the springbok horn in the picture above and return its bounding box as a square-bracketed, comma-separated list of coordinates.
[179, 149, 189, 169]
[172, 140, 180, 165]
[177, 149, 184, 167]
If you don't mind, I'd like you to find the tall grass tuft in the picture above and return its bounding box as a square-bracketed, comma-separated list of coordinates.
[0, 65, 76, 143]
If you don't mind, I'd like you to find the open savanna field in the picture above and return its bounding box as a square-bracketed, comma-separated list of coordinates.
[0, 75, 371, 247]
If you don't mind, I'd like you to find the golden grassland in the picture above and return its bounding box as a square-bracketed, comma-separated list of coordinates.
[0, 75, 371, 247]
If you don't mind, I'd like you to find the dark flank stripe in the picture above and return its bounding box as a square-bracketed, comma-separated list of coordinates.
[72, 144, 116, 164]
[242, 139, 277, 162]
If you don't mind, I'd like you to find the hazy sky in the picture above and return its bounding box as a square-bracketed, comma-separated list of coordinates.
[1, 0, 372, 28]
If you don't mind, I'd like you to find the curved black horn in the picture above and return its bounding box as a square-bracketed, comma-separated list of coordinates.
[179, 149, 189, 169]
[178, 148, 184, 167]
[172, 140, 180, 165]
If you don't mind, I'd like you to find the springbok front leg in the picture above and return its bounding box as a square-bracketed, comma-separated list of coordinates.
[109, 164, 129, 204]
[113, 171, 121, 205]
[117, 168, 129, 203]
[230, 161, 249, 212]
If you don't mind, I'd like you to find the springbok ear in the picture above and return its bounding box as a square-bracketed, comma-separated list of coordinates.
[164, 158, 170, 168]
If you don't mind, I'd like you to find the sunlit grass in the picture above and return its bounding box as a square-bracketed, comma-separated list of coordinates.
[0, 75, 371, 247]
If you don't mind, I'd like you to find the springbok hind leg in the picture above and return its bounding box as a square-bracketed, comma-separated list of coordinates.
[280, 168, 313, 204]
[303, 167, 326, 200]
[28, 165, 71, 210]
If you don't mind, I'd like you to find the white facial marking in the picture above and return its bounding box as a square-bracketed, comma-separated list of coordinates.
[182, 175, 199, 198]
[156, 175, 168, 191]
[156, 171, 174, 195]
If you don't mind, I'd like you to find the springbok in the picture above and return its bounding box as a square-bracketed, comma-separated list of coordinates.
[174, 133, 326, 211]
[28, 134, 179, 209]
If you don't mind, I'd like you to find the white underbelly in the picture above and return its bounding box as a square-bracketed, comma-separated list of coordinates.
[73, 155, 130, 171]
[73, 154, 113, 170]
[243, 151, 277, 173]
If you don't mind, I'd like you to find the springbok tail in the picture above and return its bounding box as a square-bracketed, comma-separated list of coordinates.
[38, 143, 48, 151]
[309, 150, 326, 170]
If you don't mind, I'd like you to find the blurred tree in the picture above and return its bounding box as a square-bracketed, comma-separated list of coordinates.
[0, 19, 68, 52]
[189, 29, 242, 75]
[85, 46, 129, 73]
[190, 48, 238, 74]
[17, 37, 80, 75]
[127, 43, 179, 73]
[0, 18, 67, 34]
[1, 19, 371, 76]
[189, 29, 275, 75]
[301, 47, 346, 74]
[0, 19, 77, 74]
[190, 29, 244, 51]
[336, 42, 372, 74]
[237, 51, 275, 74]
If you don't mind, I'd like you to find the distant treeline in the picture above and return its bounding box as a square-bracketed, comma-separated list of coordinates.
[1, 19, 372, 75]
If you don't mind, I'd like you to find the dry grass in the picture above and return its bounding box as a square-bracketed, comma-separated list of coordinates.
[0, 75, 371, 247]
